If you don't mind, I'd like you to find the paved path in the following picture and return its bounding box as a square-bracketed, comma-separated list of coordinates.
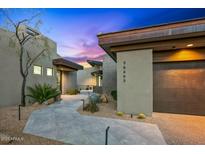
[23, 95, 166, 145]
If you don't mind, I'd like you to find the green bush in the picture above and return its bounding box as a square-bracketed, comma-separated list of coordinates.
[67, 88, 79, 95]
[27, 84, 60, 104]
[111, 90, 117, 101]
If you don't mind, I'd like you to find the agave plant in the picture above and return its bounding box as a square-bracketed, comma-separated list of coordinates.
[27, 84, 61, 103]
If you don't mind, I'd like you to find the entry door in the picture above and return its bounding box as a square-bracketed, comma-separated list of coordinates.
[153, 61, 205, 116]
[57, 70, 62, 93]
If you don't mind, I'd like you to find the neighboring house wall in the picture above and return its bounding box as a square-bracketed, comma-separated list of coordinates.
[77, 67, 97, 89]
[117, 49, 153, 116]
[0, 28, 59, 106]
[62, 71, 77, 94]
[102, 54, 117, 99]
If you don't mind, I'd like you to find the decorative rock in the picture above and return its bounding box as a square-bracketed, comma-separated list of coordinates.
[100, 94, 108, 103]
[116, 111, 124, 116]
[137, 113, 146, 119]
[43, 101, 48, 105]
[32, 102, 40, 107]
[47, 98, 54, 105]
[55, 95, 61, 101]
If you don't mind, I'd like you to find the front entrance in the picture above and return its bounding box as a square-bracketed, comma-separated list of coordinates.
[153, 61, 205, 116]
[57, 70, 62, 93]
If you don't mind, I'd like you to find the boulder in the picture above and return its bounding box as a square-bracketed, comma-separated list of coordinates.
[47, 98, 55, 105]
[32, 102, 40, 107]
[137, 113, 146, 119]
[100, 94, 108, 103]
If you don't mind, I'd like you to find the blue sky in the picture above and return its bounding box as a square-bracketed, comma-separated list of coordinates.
[1, 8, 205, 66]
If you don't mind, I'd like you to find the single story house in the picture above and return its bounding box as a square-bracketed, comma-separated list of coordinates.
[98, 18, 205, 116]
[77, 60, 103, 93]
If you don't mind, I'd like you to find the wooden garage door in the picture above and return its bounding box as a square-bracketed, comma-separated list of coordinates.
[153, 61, 205, 116]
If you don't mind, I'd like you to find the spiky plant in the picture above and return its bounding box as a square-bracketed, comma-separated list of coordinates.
[27, 84, 60, 103]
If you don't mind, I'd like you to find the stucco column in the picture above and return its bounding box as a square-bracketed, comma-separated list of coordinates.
[117, 49, 153, 116]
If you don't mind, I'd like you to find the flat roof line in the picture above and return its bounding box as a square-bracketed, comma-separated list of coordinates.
[97, 17, 205, 37]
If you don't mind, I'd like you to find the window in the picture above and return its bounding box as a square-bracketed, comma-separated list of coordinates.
[46, 68, 53, 76]
[33, 65, 42, 75]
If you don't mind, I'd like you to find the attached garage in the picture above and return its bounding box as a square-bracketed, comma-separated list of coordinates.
[153, 48, 205, 116]
[153, 60, 205, 115]
[98, 18, 205, 116]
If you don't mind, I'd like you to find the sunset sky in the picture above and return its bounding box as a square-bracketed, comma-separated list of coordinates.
[1, 8, 205, 67]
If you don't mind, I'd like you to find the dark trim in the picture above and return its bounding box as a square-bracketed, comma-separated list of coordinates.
[53, 58, 83, 70]
[98, 45, 117, 62]
[60, 70, 62, 94]
[91, 70, 103, 76]
[87, 60, 103, 67]
[153, 59, 205, 64]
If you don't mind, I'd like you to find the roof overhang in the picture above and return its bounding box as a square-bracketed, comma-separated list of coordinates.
[53, 58, 83, 71]
[98, 18, 205, 62]
[91, 70, 103, 76]
[87, 60, 103, 67]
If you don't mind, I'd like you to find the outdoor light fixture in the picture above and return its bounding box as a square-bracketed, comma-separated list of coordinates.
[187, 44, 194, 47]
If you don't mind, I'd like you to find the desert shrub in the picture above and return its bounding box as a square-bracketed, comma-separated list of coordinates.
[111, 90, 117, 101]
[84, 102, 99, 113]
[67, 88, 79, 95]
[27, 84, 60, 104]
[84, 94, 100, 113]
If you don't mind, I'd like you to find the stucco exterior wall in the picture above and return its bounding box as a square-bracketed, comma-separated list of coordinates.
[0, 28, 59, 106]
[62, 71, 77, 94]
[77, 67, 97, 88]
[102, 54, 117, 99]
[117, 49, 153, 116]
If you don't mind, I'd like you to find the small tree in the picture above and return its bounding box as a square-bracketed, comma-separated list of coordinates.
[2, 10, 49, 106]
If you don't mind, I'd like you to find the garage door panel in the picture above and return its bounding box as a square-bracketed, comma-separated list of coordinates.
[154, 61, 205, 116]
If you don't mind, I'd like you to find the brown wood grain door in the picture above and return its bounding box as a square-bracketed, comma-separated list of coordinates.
[153, 61, 205, 116]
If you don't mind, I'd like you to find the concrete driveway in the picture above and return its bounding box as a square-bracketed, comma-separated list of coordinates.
[23, 95, 166, 145]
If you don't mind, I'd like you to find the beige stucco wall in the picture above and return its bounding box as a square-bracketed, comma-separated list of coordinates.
[0, 28, 59, 106]
[62, 71, 77, 94]
[117, 49, 153, 116]
[77, 67, 97, 88]
[102, 54, 117, 99]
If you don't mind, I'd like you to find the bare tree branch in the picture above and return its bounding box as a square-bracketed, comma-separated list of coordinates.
[21, 34, 31, 45]
[24, 49, 47, 75]
[2, 9, 46, 106]
[1, 10, 16, 27]
[25, 50, 32, 67]
[28, 12, 41, 23]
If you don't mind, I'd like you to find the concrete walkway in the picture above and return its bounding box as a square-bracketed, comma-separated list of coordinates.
[23, 95, 166, 145]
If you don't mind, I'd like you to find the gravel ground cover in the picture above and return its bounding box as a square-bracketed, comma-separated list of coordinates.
[0, 104, 63, 145]
[78, 102, 205, 145]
